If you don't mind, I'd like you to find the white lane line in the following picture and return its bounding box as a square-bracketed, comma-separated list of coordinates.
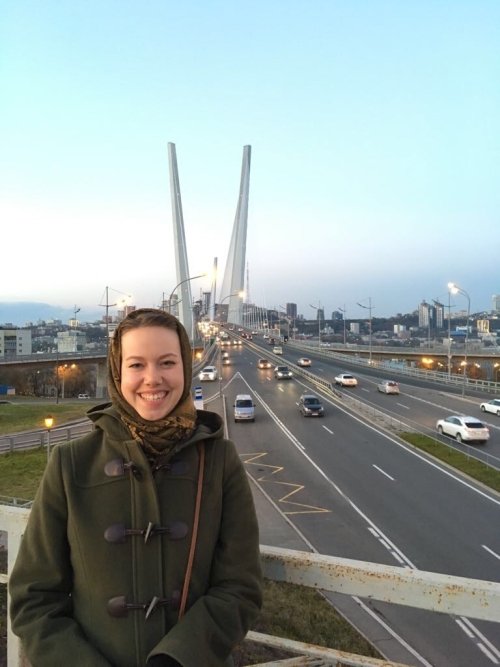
[246, 375, 497, 663]
[352, 597, 434, 667]
[478, 643, 500, 664]
[372, 464, 395, 481]
[322, 425, 334, 434]
[396, 402, 411, 410]
[361, 387, 370, 393]
[482, 544, 500, 561]
[456, 618, 475, 638]
[460, 617, 500, 660]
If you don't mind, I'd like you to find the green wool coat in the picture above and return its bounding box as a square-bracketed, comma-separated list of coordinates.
[9, 405, 263, 666]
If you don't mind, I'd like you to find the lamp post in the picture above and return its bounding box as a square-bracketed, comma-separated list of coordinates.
[448, 282, 471, 397]
[100, 286, 132, 354]
[338, 305, 347, 346]
[167, 273, 206, 314]
[278, 305, 291, 341]
[217, 291, 244, 398]
[44, 415, 54, 462]
[447, 289, 452, 380]
[309, 302, 322, 349]
[356, 297, 374, 364]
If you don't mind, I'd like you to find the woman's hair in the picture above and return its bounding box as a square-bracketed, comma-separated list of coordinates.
[108, 308, 193, 403]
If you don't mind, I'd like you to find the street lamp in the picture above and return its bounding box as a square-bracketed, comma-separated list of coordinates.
[44, 415, 54, 462]
[166, 273, 207, 314]
[338, 305, 347, 346]
[309, 302, 322, 349]
[58, 363, 76, 400]
[356, 297, 374, 364]
[100, 286, 132, 354]
[448, 282, 471, 397]
[217, 291, 244, 398]
[278, 305, 291, 341]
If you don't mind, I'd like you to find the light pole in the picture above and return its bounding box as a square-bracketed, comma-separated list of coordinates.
[448, 282, 471, 397]
[356, 297, 374, 364]
[217, 291, 244, 398]
[278, 305, 291, 341]
[100, 286, 132, 354]
[338, 305, 347, 346]
[44, 415, 54, 462]
[167, 273, 206, 314]
[447, 289, 452, 380]
[309, 302, 322, 349]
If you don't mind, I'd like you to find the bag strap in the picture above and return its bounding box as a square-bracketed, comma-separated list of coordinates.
[178, 441, 205, 619]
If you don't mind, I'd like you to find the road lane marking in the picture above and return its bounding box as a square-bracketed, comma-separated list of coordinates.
[322, 425, 334, 434]
[242, 453, 330, 515]
[372, 464, 395, 481]
[482, 544, 500, 561]
[396, 402, 410, 409]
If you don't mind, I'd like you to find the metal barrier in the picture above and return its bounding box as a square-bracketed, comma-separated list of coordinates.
[1, 505, 499, 667]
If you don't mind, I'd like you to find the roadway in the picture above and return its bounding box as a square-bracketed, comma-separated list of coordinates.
[197, 337, 500, 667]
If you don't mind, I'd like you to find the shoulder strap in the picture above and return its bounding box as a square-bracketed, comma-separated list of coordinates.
[178, 441, 205, 619]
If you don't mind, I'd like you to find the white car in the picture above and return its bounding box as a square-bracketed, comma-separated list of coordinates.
[377, 380, 399, 394]
[480, 398, 500, 416]
[273, 346, 283, 355]
[199, 366, 218, 381]
[334, 373, 358, 387]
[297, 357, 312, 367]
[436, 415, 489, 444]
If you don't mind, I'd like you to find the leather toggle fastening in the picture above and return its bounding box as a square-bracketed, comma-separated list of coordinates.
[107, 591, 181, 619]
[104, 521, 188, 544]
[104, 458, 142, 480]
[151, 459, 188, 476]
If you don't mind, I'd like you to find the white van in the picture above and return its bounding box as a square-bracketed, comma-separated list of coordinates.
[233, 394, 255, 422]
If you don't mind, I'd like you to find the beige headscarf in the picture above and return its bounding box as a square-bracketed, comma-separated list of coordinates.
[107, 308, 197, 458]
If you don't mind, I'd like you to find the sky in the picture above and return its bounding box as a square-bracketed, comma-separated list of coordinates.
[1, 1, 499, 324]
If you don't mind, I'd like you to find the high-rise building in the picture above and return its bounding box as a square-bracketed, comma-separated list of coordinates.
[286, 303, 297, 319]
[492, 294, 500, 314]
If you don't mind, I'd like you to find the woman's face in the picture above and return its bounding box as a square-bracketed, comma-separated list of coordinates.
[120, 326, 184, 421]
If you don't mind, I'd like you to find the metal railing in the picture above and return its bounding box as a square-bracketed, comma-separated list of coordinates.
[1, 505, 499, 667]
[287, 339, 500, 393]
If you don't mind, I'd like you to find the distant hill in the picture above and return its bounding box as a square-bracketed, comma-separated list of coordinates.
[0, 302, 103, 327]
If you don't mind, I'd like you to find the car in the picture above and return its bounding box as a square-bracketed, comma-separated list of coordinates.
[257, 358, 272, 369]
[298, 394, 324, 417]
[222, 351, 229, 359]
[436, 415, 489, 444]
[377, 380, 400, 394]
[480, 398, 500, 416]
[78, 393, 90, 400]
[273, 345, 283, 355]
[232, 339, 242, 346]
[233, 394, 255, 422]
[334, 373, 358, 387]
[199, 366, 218, 381]
[274, 365, 293, 380]
[297, 357, 311, 367]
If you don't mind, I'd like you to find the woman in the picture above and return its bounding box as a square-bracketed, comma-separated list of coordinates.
[10, 308, 263, 666]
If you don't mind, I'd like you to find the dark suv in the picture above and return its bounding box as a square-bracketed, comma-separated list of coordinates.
[274, 365, 293, 380]
[299, 394, 324, 417]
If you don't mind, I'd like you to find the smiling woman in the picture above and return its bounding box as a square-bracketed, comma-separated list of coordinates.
[9, 308, 263, 667]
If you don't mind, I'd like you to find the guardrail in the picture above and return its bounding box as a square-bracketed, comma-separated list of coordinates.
[1, 505, 499, 667]
[287, 339, 500, 394]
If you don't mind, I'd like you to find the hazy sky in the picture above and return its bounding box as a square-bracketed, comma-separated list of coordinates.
[2, 1, 499, 322]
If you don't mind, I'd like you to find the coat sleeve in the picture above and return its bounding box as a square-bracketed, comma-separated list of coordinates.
[9, 446, 113, 667]
[147, 439, 263, 667]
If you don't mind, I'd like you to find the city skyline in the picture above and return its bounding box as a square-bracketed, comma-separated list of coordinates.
[2, 2, 499, 320]
[0, 294, 495, 330]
